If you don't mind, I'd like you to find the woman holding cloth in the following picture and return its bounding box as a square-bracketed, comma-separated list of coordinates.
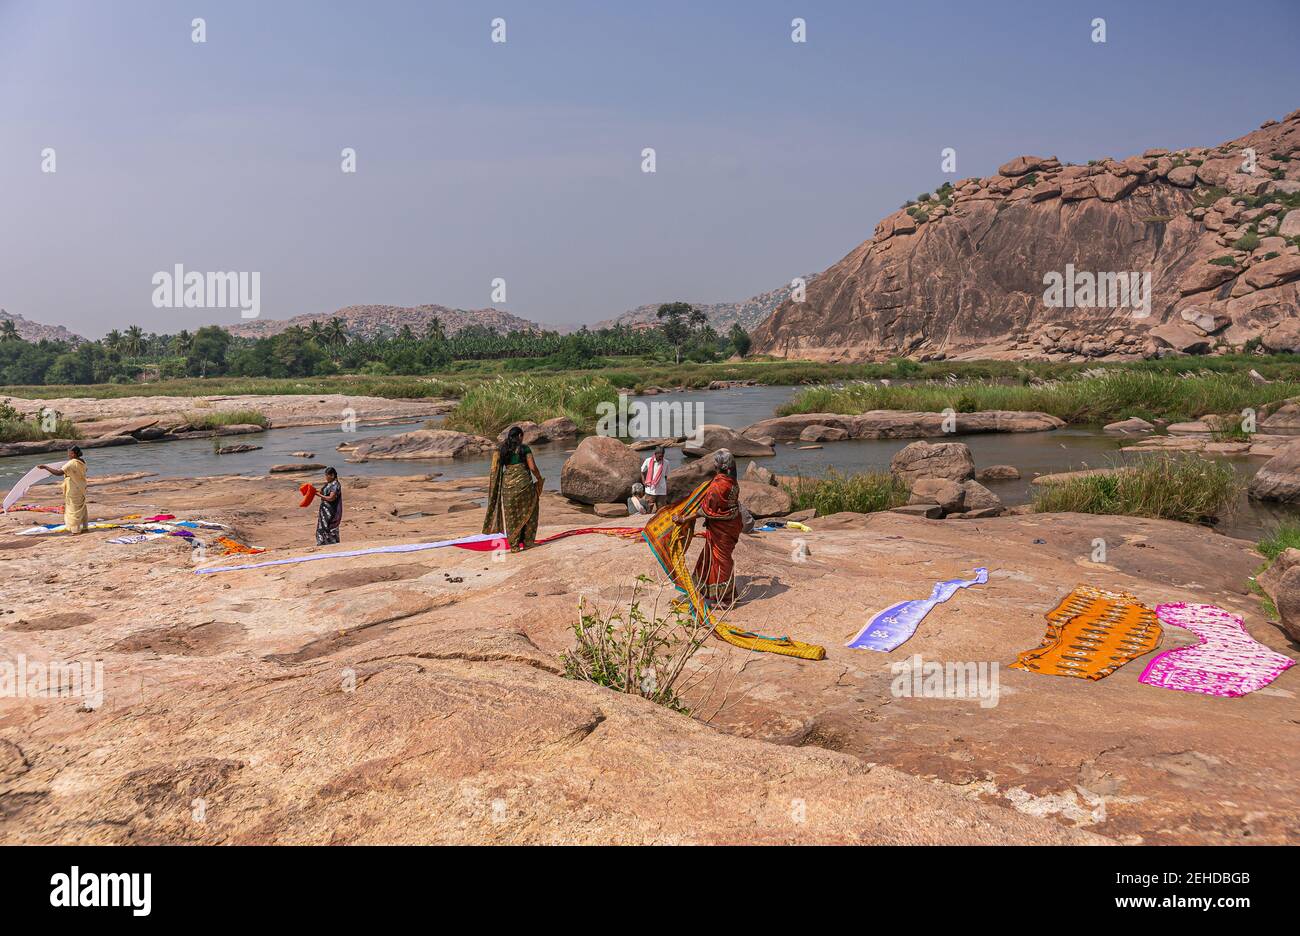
[37, 446, 88, 534]
[483, 425, 545, 550]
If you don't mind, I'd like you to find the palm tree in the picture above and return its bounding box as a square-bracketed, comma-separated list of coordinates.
[172, 329, 194, 355]
[0, 319, 18, 342]
[123, 325, 145, 357]
[326, 317, 347, 350]
[104, 329, 123, 353]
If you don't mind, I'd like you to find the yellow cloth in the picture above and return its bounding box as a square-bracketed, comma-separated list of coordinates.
[61, 458, 87, 534]
[643, 478, 826, 661]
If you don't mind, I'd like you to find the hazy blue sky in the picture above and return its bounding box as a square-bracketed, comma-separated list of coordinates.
[2, 0, 1298, 337]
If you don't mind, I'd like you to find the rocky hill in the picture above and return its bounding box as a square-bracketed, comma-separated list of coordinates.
[224, 303, 541, 340]
[0, 309, 84, 344]
[598, 276, 819, 332]
[752, 109, 1300, 362]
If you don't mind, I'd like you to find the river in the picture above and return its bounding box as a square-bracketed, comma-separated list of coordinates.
[2, 384, 1294, 540]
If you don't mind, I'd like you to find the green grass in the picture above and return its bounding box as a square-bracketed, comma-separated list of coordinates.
[1248, 521, 1300, 621]
[183, 409, 270, 429]
[782, 469, 910, 515]
[0, 400, 79, 443]
[1031, 455, 1241, 523]
[441, 375, 623, 437]
[1256, 521, 1300, 563]
[779, 369, 1300, 426]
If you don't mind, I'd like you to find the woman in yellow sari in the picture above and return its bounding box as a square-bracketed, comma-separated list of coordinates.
[483, 426, 544, 550]
[38, 446, 87, 534]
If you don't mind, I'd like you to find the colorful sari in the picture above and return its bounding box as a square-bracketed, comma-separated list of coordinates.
[483, 451, 539, 548]
[694, 473, 743, 604]
[643, 476, 825, 660]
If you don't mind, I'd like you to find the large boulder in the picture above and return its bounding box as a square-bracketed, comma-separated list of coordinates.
[909, 478, 965, 514]
[960, 480, 1003, 514]
[1103, 417, 1156, 435]
[890, 441, 976, 485]
[498, 421, 549, 445]
[1149, 323, 1212, 355]
[744, 462, 776, 486]
[799, 424, 849, 442]
[560, 436, 640, 504]
[1256, 547, 1300, 600]
[540, 416, 579, 439]
[1273, 564, 1300, 643]
[1248, 439, 1300, 503]
[739, 481, 792, 518]
[666, 455, 717, 503]
[742, 413, 859, 442]
[976, 465, 1021, 482]
[347, 430, 495, 461]
[682, 425, 775, 458]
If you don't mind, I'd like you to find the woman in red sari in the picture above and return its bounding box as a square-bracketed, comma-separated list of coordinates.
[676, 449, 742, 606]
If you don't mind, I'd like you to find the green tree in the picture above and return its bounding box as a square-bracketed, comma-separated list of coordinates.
[728, 323, 752, 357]
[656, 302, 707, 364]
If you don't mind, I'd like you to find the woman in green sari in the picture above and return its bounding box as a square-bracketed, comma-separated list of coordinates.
[483, 425, 545, 550]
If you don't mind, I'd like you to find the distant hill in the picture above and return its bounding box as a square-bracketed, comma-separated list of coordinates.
[597, 277, 820, 332]
[224, 304, 541, 340]
[0, 309, 84, 344]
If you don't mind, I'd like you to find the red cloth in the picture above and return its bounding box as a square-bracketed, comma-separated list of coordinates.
[693, 474, 741, 599]
[299, 483, 319, 508]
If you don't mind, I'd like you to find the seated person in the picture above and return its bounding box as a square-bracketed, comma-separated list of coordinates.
[627, 482, 653, 515]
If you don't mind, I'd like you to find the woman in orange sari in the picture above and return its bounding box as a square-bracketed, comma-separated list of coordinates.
[675, 449, 742, 606]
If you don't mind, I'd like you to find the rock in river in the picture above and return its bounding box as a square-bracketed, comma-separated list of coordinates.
[1248, 439, 1300, 503]
[346, 430, 496, 461]
[890, 441, 976, 485]
[560, 436, 640, 504]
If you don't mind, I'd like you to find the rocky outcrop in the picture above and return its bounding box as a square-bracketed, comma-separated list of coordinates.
[225, 303, 540, 340]
[752, 111, 1300, 361]
[908, 477, 1003, 519]
[560, 437, 640, 504]
[890, 441, 976, 485]
[345, 429, 496, 461]
[739, 480, 792, 518]
[1248, 439, 1300, 503]
[976, 464, 1021, 481]
[743, 410, 1062, 443]
[682, 425, 775, 458]
[497, 417, 579, 446]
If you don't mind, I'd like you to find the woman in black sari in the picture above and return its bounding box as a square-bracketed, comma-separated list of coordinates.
[316, 467, 343, 545]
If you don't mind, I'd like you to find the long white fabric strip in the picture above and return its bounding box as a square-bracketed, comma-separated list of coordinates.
[3, 466, 51, 513]
[193, 532, 502, 575]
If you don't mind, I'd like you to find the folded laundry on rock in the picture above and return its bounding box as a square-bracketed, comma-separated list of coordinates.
[1011, 585, 1161, 680]
[1139, 602, 1295, 697]
[846, 568, 988, 652]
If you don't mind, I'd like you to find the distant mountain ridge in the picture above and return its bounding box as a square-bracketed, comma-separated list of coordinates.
[223, 304, 541, 339]
[597, 276, 819, 332]
[0, 309, 84, 344]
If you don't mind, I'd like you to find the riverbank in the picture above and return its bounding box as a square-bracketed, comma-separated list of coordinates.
[1, 471, 1294, 844]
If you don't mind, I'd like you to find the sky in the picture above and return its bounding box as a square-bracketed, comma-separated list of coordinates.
[2, 0, 1298, 338]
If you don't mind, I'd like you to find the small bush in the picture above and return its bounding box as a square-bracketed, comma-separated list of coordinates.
[783, 469, 909, 515]
[443, 374, 621, 437]
[1031, 456, 1241, 524]
[184, 408, 270, 429]
[0, 400, 79, 443]
[1257, 521, 1300, 563]
[561, 577, 713, 713]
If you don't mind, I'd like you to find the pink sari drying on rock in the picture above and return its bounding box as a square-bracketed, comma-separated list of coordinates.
[1140, 602, 1294, 698]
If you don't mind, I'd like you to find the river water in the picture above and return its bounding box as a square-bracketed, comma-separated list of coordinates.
[2, 384, 1293, 540]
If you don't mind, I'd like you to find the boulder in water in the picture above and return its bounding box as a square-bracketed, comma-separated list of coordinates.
[560, 437, 640, 504]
